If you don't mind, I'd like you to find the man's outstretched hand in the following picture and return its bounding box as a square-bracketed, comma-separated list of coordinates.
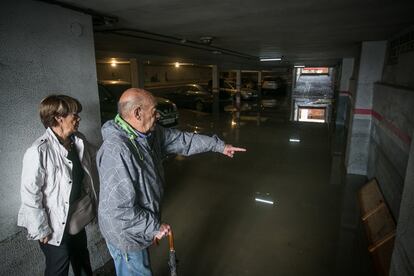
[223, 144, 246, 158]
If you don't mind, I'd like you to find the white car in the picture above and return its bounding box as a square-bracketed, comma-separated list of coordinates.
[261, 77, 279, 90]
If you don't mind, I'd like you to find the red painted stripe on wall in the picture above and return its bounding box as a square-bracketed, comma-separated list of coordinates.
[354, 108, 412, 146]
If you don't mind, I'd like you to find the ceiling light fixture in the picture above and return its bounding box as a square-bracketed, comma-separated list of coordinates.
[260, 58, 282, 62]
[255, 198, 274, 205]
[110, 58, 117, 67]
[294, 65, 305, 68]
[174, 62, 180, 68]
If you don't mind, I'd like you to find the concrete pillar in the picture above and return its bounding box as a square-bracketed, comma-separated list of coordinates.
[212, 65, 220, 117]
[130, 58, 144, 88]
[290, 68, 297, 121]
[258, 71, 262, 100]
[292, 67, 297, 89]
[340, 59, 354, 91]
[0, 1, 108, 274]
[235, 70, 241, 108]
[346, 41, 387, 175]
[390, 129, 414, 276]
[336, 58, 355, 126]
[296, 68, 302, 82]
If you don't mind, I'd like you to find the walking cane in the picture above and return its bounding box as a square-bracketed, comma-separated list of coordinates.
[167, 230, 178, 276]
[154, 228, 178, 276]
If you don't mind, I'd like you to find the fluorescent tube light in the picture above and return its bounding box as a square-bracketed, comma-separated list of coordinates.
[260, 58, 282, 62]
[289, 138, 300, 143]
[294, 65, 305, 68]
[255, 198, 274, 205]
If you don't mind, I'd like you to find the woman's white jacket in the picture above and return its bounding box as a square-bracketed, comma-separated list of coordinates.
[17, 128, 98, 246]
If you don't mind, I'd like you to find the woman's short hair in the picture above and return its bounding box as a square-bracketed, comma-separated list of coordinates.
[39, 95, 82, 128]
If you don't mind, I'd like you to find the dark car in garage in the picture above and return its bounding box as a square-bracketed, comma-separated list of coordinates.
[162, 83, 232, 112]
[163, 84, 212, 112]
[98, 81, 179, 126]
[223, 80, 259, 100]
[208, 79, 259, 100]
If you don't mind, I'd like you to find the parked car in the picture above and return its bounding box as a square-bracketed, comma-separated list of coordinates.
[208, 79, 259, 100]
[261, 76, 279, 91]
[242, 77, 258, 90]
[163, 84, 232, 112]
[163, 84, 212, 112]
[98, 81, 179, 127]
[155, 97, 179, 126]
[223, 80, 259, 100]
[261, 76, 287, 94]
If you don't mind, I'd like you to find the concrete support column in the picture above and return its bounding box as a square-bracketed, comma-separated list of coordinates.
[296, 68, 302, 83]
[391, 129, 414, 276]
[258, 71, 262, 100]
[130, 58, 144, 88]
[336, 58, 355, 127]
[292, 67, 297, 89]
[212, 65, 220, 118]
[290, 68, 297, 121]
[235, 69, 241, 108]
[346, 41, 387, 175]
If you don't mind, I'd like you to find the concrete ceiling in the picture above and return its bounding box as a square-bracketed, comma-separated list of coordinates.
[55, 0, 414, 68]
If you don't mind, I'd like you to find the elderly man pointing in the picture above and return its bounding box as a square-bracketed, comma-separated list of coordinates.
[97, 88, 245, 276]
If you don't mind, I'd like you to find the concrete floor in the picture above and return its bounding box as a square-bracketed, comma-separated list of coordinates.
[96, 96, 375, 276]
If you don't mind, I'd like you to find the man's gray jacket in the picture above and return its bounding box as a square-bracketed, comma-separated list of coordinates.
[97, 120, 225, 252]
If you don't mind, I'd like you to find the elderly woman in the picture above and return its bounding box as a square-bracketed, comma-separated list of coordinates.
[17, 95, 97, 276]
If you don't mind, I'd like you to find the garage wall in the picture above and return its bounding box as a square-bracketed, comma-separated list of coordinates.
[0, 1, 108, 275]
[367, 84, 414, 218]
[96, 63, 132, 82]
[377, 39, 414, 276]
[364, 35, 414, 220]
[382, 50, 414, 89]
[145, 65, 211, 83]
[390, 132, 414, 276]
[96, 63, 211, 84]
[342, 34, 414, 275]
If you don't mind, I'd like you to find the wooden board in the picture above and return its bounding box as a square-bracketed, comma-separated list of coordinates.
[371, 237, 395, 276]
[358, 178, 384, 217]
[364, 205, 396, 246]
[358, 178, 396, 276]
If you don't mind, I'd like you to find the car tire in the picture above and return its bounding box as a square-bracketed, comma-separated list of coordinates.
[195, 101, 204, 112]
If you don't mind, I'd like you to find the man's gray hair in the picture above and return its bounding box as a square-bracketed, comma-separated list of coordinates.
[118, 100, 139, 118]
